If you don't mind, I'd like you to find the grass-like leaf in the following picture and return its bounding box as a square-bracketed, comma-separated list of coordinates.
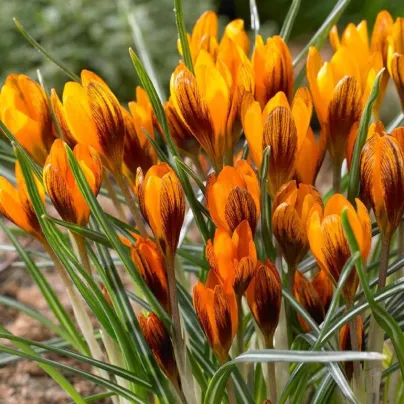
[347, 69, 384, 203]
[279, 0, 301, 42]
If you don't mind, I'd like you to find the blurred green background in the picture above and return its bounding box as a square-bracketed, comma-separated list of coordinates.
[1, 0, 404, 103]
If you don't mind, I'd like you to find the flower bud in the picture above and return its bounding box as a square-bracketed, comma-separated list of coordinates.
[339, 315, 364, 380]
[360, 124, 404, 240]
[307, 194, 371, 304]
[206, 160, 260, 234]
[293, 270, 333, 332]
[193, 270, 238, 363]
[50, 70, 125, 174]
[131, 237, 170, 314]
[273, 180, 323, 269]
[252, 35, 294, 108]
[246, 260, 282, 344]
[138, 312, 180, 389]
[135, 163, 185, 257]
[206, 220, 257, 295]
[0, 74, 56, 165]
[0, 162, 44, 238]
[43, 139, 102, 226]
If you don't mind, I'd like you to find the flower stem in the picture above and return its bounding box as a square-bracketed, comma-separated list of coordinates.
[286, 263, 296, 346]
[236, 295, 244, 356]
[42, 241, 109, 381]
[115, 171, 147, 237]
[264, 336, 277, 404]
[103, 172, 126, 221]
[365, 235, 391, 404]
[333, 160, 342, 193]
[70, 232, 92, 276]
[165, 254, 195, 403]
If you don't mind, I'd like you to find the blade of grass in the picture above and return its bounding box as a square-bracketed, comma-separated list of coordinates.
[279, 0, 301, 42]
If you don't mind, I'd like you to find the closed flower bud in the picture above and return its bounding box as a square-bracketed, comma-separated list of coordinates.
[0, 162, 44, 238]
[252, 35, 294, 108]
[293, 270, 333, 332]
[387, 18, 404, 110]
[0, 74, 56, 166]
[138, 312, 180, 389]
[131, 237, 170, 314]
[135, 163, 185, 257]
[164, 97, 200, 154]
[170, 51, 234, 172]
[246, 260, 282, 344]
[50, 70, 125, 174]
[121, 99, 157, 185]
[273, 180, 323, 269]
[206, 160, 260, 234]
[306, 45, 381, 169]
[308, 194, 371, 304]
[43, 139, 102, 226]
[339, 315, 364, 380]
[360, 124, 404, 240]
[242, 90, 317, 195]
[193, 270, 238, 363]
[206, 220, 257, 295]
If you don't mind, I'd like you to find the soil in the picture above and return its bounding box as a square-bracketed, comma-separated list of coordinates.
[0, 235, 113, 404]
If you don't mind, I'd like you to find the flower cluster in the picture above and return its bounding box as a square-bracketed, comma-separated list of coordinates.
[1, 8, 404, 403]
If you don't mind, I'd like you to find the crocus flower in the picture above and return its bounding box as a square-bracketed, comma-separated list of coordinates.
[50, 70, 125, 175]
[131, 237, 170, 314]
[193, 269, 238, 363]
[205, 160, 260, 234]
[43, 139, 102, 226]
[135, 163, 185, 257]
[206, 220, 257, 295]
[272, 180, 323, 270]
[0, 74, 56, 166]
[0, 162, 44, 239]
[308, 194, 371, 304]
[360, 123, 404, 240]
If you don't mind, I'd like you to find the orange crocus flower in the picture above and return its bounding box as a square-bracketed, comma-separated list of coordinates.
[388, 17, 404, 110]
[193, 269, 238, 363]
[360, 123, 404, 240]
[206, 220, 257, 295]
[272, 180, 323, 270]
[50, 70, 125, 175]
[252, 35, 294, 108]
[0, 162, 44, 239]
[182, 11, 249, 62]
[164, 97, 200, 155]
[306, 42, 382, 171]
[246, 260, 282, 345]
[131, 237, 170, 314]
[293, 269, 333, 332]
[43, 139, 102, 226]
[307, 194, 371, 304]
[205, 160, 260, 234]
[0, 74, 56, 166]
[139, 312, 181, 391]
[135, 163, 185, 257]
[242, 89, 319, 194]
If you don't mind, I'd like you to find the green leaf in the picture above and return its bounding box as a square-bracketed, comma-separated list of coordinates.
[204, 350, 384, 404]
[279, 0, 301, 42]
[386, 111, 404, 132]
[0, 220, 86, 353]
[173, 0, 194, 73]
[0, 332, 152, 390]
[260, 146, 275, 261]
[174, 156, 206, 193]
[311, 374, 335, 404]
[69, 391, 116, 404]
[347, 69, 384, 203]
[13, 18, 80, 82]
[341, 208, 404, 379]
[249, 0, 260, 37]
[0, 343, 144, 403]
[0, 327, 85, 404]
